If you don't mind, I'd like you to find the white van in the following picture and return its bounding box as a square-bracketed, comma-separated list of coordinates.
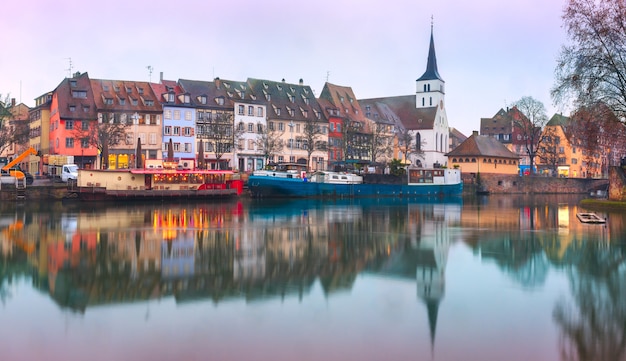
[60, 164, 79, 183]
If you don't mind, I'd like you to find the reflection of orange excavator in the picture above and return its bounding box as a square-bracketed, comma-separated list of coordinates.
[2, 220, 34, 254]
[2, 147, 40, 180]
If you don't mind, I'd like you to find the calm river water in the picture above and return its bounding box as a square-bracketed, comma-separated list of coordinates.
[0, 195, 624, 361]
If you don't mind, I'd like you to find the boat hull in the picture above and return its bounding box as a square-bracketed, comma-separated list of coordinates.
[247, 176, 463, 198]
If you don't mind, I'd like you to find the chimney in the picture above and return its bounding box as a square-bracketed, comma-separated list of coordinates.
[299, 78, 303, 85]
[214, 77, 221, 89]
[11, 98, 15, 107]
[282, 78, 285, 83]
[472, 130, 479, 137]
[160, 72, 164, 83]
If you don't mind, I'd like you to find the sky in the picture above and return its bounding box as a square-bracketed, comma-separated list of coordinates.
[2, 0, 569, 137]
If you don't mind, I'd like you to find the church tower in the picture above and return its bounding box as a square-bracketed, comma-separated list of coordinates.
[416, 24, 445, 110]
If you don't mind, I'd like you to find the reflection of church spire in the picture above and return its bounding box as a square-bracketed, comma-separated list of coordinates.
[425, 298, 440, 354]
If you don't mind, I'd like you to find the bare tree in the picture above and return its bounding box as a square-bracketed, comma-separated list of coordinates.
[552, 0, 626, 121]
[202, 112, 238, 170]
[74, 113, 130, 169]
[512, 97, 549, 175]
[341, 119, 370, 163]
[302, 119, 327, 170]
[366, 119, 393, 164]
[253, 123, 284, 166]
[566, 104, 626, 177]
[0, 94, 30, 155]
[536, 126, 561, 176]
[396, 127, 425, 167]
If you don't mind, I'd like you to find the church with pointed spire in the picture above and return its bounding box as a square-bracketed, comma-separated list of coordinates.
[359, 23, 451, 168]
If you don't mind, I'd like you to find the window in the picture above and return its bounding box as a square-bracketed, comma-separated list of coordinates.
[200, 96, 207, 104]
[81, 121, 89, 131]
[278, 122, 284, 131]
[248, 106, 254, 116]
[105, 98, 113, 105]
[119, 98, 126, 105]
[184, 143, 192, 152]
[257, 107, 263, 117]
[65, 138, 74, 148]
[238, 105, 245, 115]
[69, 105, 76, 112]
[145, 99, 154, 106]
[131, 98, 138, 106]
[276, 108, 281, 116]
[173, 143, 180, 152]
[183, 127, 191, 136]
[174, 110, 181, 120]
[269, 121, 274, 130]
[184, 111, 192, 121]
[72, 90, 87, 98]
[149, 133, 157, 145]
[173, 126, 180, 135]
[248, 140, 254, 150]
[65, 120, 74, 130]
[257, 123, 263, 133]
[81, 138, 89, 148]
[70, 80, 77, 88]
[336, 123, 341, 132]
[248, 123, 253, 132]
[217, 97, 224, 105]
[238, 139, 244, 150]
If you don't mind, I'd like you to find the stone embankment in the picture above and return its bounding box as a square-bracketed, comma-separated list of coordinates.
[463, 173, 609, 195]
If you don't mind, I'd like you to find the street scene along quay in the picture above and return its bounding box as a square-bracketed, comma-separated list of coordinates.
[3, 0, 626, 360]
[0, 195, 625, 361]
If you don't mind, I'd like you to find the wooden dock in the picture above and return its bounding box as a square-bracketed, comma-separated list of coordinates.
[576, 212, 606, 224]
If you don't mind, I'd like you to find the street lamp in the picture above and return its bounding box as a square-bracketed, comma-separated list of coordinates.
[288, 121, 295, 162]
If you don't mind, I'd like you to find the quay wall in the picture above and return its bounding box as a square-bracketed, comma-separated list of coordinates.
[463, 173, 608, 195]
[0, 173, 615, 202]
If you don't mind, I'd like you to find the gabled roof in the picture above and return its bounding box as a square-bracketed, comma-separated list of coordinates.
[359, 95, 437, 130]
[416, 27, 444, 82]
[149, 80, 187, 106]
[247, 78, 325, 122]
[318, 82, 368, 123]
[90, 78, 161, 113]
[54, 72, 98, 121]
[446, 132, 519, 159]
[449, 127, 467, 141]
[177, 78, 233, 109]
[546, 113, 570, 127]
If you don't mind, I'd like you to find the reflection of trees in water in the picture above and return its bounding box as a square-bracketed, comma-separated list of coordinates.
[553, 241, 626, 361]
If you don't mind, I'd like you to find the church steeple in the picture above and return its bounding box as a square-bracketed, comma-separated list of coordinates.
[417, 23, 443, 82]
[416, 21, 445, 109]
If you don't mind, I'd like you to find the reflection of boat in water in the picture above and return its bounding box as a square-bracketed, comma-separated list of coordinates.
[248, 163, 463, 198]
[576, 212, 606, 224]
[73, 167, 244, 201]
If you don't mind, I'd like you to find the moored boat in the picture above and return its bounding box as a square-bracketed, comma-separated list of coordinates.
[73, 167, 243, 201]
[247, 164, 462, 198]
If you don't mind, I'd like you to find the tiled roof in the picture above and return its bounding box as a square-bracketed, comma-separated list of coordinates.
[447, 132, 519, 159]
[55, 72, 98, 121]
[91, 78, 161, 113]
[359, 95, 437, 130]
[247, 78, 325, 123]
[178, 78, 233, 109]
[318, 82, 367, 123]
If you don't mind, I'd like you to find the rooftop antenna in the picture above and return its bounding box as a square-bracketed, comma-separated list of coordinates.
[431, 15, 434, 31]
[146, 65, 153, 82]
[65, 57, 73, 78]
[326, 71, 330, 82]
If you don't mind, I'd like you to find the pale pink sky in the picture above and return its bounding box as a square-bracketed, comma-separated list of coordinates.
[2, 0, 568, 136]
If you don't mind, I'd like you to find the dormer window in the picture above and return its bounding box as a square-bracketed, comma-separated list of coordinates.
[167, 93, 175, 102]
[70, 80, 77, 88]
[69, 105, 76, 112]
[103, 85, 109, 91]
[126, 87, 132, 93]
[145, 99, 154, 106]
[114, 86, 120, 92]
[105, 98, 113, 105]
[340, 96, 344, 103]
[199, 95, 207, 104]
[216, 97, 224, 105]
[138, 88, 144, 95]
[119, 98, 126, 105]
[289, 95, 295, 103]
[184, 94, 190, 103]
[131, 98, 138, 106]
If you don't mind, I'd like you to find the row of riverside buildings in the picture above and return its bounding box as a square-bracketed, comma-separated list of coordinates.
[3, 28, 456, 177]
[3, 26, 625, 180]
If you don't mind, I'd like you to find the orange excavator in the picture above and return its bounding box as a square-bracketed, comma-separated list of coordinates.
[1, 147, 40, 180]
